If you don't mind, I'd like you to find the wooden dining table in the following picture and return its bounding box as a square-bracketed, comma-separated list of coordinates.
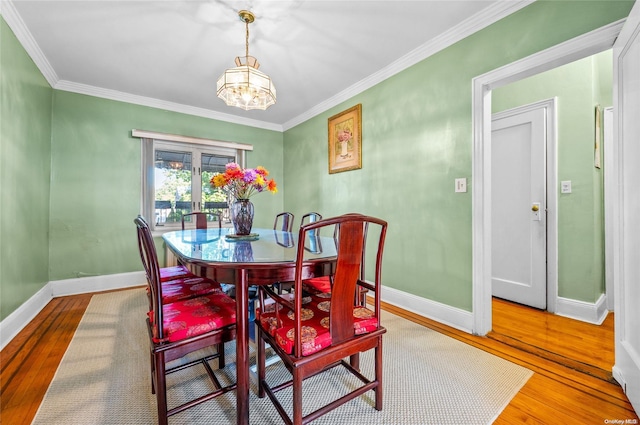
[162, 227, 337, 425]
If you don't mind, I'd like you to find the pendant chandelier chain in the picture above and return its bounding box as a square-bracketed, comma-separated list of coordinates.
[244, 18, 250, 59]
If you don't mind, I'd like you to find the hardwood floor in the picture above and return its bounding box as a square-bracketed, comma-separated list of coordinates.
[1, 292, 637, 424]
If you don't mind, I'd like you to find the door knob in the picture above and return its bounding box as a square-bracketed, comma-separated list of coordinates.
[531, 204, 539, 212]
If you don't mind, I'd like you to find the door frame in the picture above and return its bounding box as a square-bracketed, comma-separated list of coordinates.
[471, 19, 624, 335]
[603, 106, 614, 311]
[491, 98, 557, 311]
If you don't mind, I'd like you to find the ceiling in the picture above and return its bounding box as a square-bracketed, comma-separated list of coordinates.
[5, 0, 531, 131]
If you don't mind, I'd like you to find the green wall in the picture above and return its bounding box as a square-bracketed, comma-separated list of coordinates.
[1, 17, 53, 321]
[282, 1, 632, 311]
[1, 1, 633, 321]
[0, 16, 284, 319]
[492, 50, 612, 303]
[49, 91, 284, 281]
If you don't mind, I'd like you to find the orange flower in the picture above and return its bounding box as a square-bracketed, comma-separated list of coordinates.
[210, 162, 278, 199]
[267, 179, 278, 193]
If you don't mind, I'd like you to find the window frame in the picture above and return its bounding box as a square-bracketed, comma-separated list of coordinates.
[134, 130, 253, 231]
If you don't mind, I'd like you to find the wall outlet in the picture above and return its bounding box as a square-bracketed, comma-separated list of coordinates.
[455, 178, 467, 193]
[561, 180, 572, 194]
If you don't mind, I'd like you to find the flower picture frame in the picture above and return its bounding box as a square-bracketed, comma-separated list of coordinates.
[328, 104, 362, 174]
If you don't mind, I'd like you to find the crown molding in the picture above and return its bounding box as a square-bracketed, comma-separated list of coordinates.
[2, 0, 58, 86]
[4, 0, 533, 133]
[282, 0, 535, 130]
[2, 0, 280, 132]
[54, 80, 282, 132]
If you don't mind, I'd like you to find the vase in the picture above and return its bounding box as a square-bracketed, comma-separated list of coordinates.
[232, 241, 254, 262]
[231, 199, 254, 235]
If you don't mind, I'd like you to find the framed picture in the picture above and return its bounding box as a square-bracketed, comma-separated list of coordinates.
[328, 104, 362, 174]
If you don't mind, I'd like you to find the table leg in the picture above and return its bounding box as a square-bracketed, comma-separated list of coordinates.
[235, 269, 250, 425]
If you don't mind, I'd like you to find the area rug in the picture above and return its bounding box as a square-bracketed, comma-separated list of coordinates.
[31, 288, 532, 425]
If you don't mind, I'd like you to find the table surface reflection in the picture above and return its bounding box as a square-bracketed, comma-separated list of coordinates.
[162, 227, 336, 264]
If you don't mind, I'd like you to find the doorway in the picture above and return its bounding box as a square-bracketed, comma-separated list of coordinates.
[491, 99, 556, 310]
[471, 20, 623, 335]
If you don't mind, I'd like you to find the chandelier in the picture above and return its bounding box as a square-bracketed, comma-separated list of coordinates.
[216, 10, 276, 111]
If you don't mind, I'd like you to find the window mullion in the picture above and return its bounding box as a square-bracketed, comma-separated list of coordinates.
[192, 149, 203, 212]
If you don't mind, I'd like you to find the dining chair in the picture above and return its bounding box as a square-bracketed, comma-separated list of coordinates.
[181, 211, 222, 230]
[135, 215, 223, 306]
[300, 211, 322, 227]
[134, 216, 237, 425]
[273, 212, 294, 233]
[255, 213, 388, 425]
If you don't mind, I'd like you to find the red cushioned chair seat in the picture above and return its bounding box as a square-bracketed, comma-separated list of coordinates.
[159, 265, 191, 281]
[257, 293, 378, 356]
[160, 275, 224, 304]
[150, 292, 237, 343]
[302, 276, 332, 294]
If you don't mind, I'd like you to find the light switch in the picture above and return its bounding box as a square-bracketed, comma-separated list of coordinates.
[561, 181, 572, 194]
[455, 178, 467, 193]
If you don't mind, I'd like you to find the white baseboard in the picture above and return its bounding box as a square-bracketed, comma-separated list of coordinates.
[612, 364, 626, 390]
[1, 273, 607, 351]
[0, 283, 52, 350]
[0, 271, 146, 350]
[50, 271, 146, 297]
[381, 285, 474, 334]
[555, 293, 609, 325]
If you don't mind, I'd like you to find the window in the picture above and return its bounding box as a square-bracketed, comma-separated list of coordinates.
[134, 130, 253, 230]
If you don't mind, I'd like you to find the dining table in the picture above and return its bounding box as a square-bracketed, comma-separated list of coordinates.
[162, 227, 337, 425]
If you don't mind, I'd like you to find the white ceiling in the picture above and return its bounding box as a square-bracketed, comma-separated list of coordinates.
[4, 0, 532, 131]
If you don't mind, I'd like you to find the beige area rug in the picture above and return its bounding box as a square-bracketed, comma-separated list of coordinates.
[31, 289, 532, 425]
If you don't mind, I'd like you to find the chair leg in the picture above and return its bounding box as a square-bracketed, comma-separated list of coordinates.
[257, 329, 266, 398]
[293, 372, 304, 425]
[154, 350, 169, 425]
[375, 338, 383, 411]
[150, 349, 156, 394]
[350, 353, 360, 371]
[217, 343, 225, 368]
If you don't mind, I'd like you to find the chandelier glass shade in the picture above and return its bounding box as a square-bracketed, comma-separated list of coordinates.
[216, 10, 276, 111]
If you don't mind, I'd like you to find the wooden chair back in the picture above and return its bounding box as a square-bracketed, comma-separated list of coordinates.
[300, 212, 322, 226]
[134, 215, 165, 337]
[273, 212, 294, 233]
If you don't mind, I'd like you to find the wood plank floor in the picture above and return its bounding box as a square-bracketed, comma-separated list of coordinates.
[1, 292, 637, 424]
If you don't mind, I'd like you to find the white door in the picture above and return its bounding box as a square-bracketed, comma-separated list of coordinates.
[491, 106, 547, 309]
[613, 0, 640, 413]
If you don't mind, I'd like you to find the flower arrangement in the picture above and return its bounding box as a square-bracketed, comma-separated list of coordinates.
[210, 162, 277, 200]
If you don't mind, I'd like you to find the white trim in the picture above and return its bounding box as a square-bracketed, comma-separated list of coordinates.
[382, 286, 474, 334]
[3, 0, 532, 131]
[472, 20, 624, 336]
[282, 0, 535, 130]
[131, 129, 253, 151]
[0, 284, 52, 351]
[491, 98, 559, 314]
[55, 80, 282, 132]
[0, 272, 146, 350]
[50, 271, 146, 297]
[555, 294, 609, 325]
[603, 106, 615, 311]
[612, 3, 640, 410]
[0, 275, 475, 354]
[1, 0, 58, 87]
